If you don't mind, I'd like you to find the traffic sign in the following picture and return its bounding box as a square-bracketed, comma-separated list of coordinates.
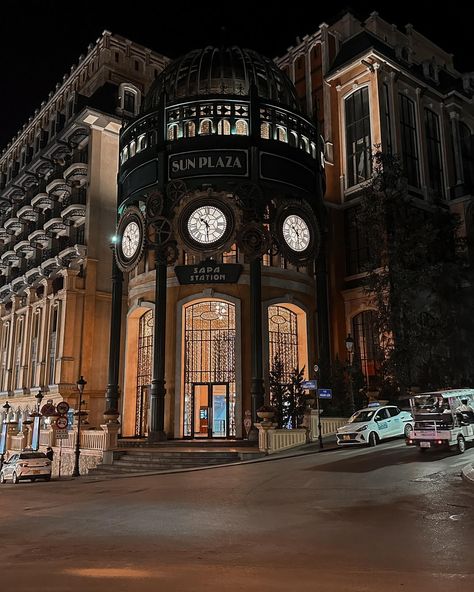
[56, 401, 70, 415]
[302, 380, 318, 390]
[55, 429, 69, 440]
[317, 388, 333, 399]
[55, 416, 68, 429]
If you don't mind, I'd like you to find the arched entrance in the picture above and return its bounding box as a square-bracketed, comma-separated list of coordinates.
[183, 300, 236, 438]
[136, 309, 153, 437]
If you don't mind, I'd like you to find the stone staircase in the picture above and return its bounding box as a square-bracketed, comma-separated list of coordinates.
[88, 440, 263, 476]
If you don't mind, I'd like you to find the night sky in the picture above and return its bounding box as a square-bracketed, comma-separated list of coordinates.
[1, 0, 471, 149]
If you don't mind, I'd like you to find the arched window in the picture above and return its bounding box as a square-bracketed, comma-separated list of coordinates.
[14, 317, 24, 389]
[351, 310, 381, 388]
[235, 119, 248, 135]
[183, 301, 236, 438]
[167, 124, 179, 141]
[289, 131, 298, 147]
[218, 119, 231, 135]
[129, 140, 136, 158]
[30, 311, 41, 387]
[199, 119, 213, 135]
[260, 122, 271, 139]
[184, 121, 196, 138]
[120, 146, 129, 164]
[268, 305, 299, 384]
[300, 136, 310, 153]
[276, 126, 287, 143]
[137, 134, 147, 152]
[136, 310, 153, 437]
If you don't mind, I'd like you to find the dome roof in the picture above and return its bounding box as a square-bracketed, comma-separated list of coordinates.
[143, 46, 301, 112]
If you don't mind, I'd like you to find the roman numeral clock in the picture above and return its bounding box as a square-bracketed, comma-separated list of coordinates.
[174, 195, 240, 258]
[115, 206, 146, 272]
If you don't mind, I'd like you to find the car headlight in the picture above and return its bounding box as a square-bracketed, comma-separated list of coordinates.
[356, 425, 368, 432]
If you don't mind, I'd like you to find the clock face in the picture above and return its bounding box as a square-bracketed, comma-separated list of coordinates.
[282, 214, 311, 252]
[122, 221, 141, 258]
[187, 205, 227, 245]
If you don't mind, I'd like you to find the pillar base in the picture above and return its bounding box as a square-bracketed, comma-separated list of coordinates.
[148, 430, 167, 443]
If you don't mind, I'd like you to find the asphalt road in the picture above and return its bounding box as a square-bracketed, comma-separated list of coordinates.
[1, 440, 473, 592]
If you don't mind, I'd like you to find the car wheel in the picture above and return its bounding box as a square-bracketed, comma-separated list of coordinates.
[31, 477, 36, 482]
[457, 436, 466, 454]
[44, 475, 51, 482]
[368, 432, 379, 447]
[0, 473, 5, 484]
[12, 472, 19, 484]
[404, 424, 413, 438]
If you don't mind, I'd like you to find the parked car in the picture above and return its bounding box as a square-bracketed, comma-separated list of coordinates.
[0, 451, 52, 483]
[336, 403, 413, 446]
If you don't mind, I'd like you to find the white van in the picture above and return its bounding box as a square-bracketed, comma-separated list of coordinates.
[406, 388, 474, 453]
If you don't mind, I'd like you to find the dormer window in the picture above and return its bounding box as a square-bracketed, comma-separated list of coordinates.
[124, 91, 136, 113]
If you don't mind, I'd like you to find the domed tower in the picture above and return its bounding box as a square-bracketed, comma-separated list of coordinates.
[109, 46, 326, 441]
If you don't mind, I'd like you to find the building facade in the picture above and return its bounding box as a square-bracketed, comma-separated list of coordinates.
[1, 12, 473, 437]
[0, 31, 167, 426]
[276, 11, 474, 389]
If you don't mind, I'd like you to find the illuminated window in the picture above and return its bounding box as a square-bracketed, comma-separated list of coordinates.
[260, 122, 271, 139]
[183, 301, 236, 437]
[218, 119, 231, 135]
[129, 140, 136, 158]
[136, 310, 153, 437]
[0, 322, 10, 391]
[48, 306, 59, 385]
[30, 311, 40, 387]
[276, 126, 287, 142]
[199, 119, 213, 135]
[137, 134, 147, 152]
[120, 146, 129, 164]
[300, 136, 310, 153]
[184, 121, 196, 138]
[223, 244, 237, 263]
[14, 317, 24, 389]
[345, 87, 372, 187]
[235, 119, 248, 135]
[268, 306, 298, 384]
[167, 124, 179, 141]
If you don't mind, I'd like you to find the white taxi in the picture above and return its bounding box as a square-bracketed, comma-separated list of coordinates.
[0, 451, 52, 483]
[336, 403, 413, 447]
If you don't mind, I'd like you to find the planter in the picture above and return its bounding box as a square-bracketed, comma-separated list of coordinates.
[257, 411, 275, 420]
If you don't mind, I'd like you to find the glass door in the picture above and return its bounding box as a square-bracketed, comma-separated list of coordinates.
[191, 383, 229, 438]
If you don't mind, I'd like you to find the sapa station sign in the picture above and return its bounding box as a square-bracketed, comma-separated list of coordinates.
[169, 150, 248, 179]
[175, 261, 243, 285]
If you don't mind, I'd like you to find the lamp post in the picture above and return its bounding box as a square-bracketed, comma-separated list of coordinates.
[72, 376, 87, 477]
[345, 333, 355, 415]
[0, 401, 11, 470]
[313, 364, 323, 449]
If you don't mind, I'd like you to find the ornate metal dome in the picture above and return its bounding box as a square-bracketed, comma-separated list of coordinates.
[143, 46, 301, 112]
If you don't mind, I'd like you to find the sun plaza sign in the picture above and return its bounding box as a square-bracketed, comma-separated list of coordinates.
[169, 150, 248, 179]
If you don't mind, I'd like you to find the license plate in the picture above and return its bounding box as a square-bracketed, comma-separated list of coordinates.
[32, 469, 41, 474]
[343, 435, 351, 441]
[420, 442, 431, 448]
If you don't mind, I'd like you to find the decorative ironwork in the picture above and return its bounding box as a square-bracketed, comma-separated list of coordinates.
[145, 190, 164, 220]
[237, 222, 271, 261]
[136, 310, 153, 437]
[147, 216, 173, 247]
[268, 305, 299, 384]
[166, 179, 188, 204]
[184, 301, 236, 437]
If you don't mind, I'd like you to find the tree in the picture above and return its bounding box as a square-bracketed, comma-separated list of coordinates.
[285, 366, 306, 428]
[269, 355, 286, 428]
[358, 150, 474, 396]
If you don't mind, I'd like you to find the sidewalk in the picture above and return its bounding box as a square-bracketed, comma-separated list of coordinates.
[461, 462, 474, 484]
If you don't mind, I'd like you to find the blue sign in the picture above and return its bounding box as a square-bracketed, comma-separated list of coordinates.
[0, 422, 7, 454]
[302, 380, 318, 390]
[318, 388, 333, 399]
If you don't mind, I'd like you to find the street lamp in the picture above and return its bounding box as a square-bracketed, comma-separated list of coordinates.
[35, 389, 44, 413]
[0, 401, 11, 470]
[345, 333, 355, 414]
[72, 376, 87, 478]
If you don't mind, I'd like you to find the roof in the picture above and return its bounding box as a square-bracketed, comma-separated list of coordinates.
[412, 388, 474, 399]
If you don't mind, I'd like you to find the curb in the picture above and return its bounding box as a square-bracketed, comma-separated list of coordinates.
[461, 463, 474, 484]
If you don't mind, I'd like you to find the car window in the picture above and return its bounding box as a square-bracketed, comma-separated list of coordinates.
[375, 409, 390, 421]
[387, 407, 400, 417]
[348, 410, 375, 423]
[8, 454, 19, 463]
[19, 452, 47, 459]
